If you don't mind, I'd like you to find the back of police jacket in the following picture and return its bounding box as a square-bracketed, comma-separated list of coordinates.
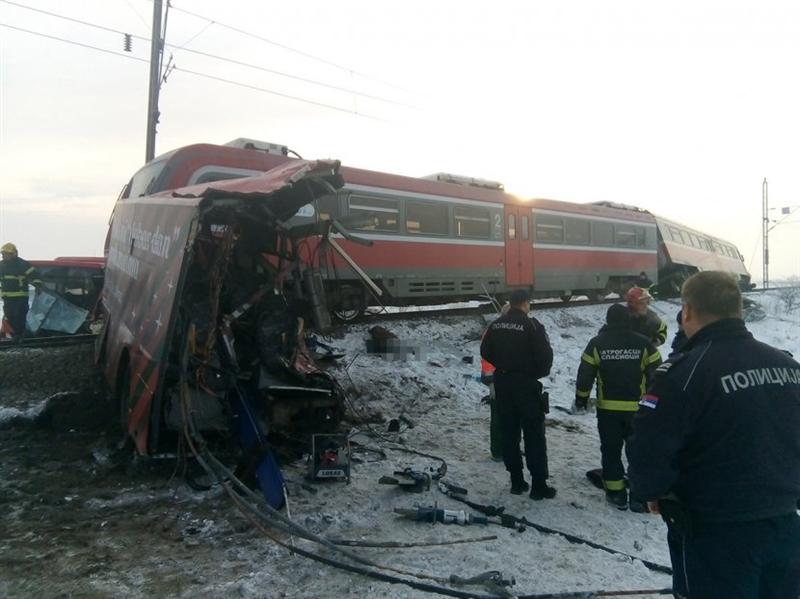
[480, 309, 553, 382]
[576, 326, 662, 411]
[627, 318, 800, 523]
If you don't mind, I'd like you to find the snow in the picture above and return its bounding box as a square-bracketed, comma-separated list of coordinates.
[1, 289, 798, 598]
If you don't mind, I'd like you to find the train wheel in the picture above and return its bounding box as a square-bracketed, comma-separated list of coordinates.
[333, 308, 361, 321]
[560, 294, 573, 302]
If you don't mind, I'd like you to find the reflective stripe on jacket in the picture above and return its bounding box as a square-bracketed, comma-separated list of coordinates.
[0, 257, 42, 297]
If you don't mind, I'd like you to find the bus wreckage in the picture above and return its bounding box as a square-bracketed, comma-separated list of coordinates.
[98, 159, 361, 508]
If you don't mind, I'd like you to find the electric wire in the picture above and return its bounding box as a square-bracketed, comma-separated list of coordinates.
[0, 0, 413, 109]
[169, 1, 411, 93]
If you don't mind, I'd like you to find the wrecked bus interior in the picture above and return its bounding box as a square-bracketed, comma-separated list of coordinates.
[98, 159, 349, 508]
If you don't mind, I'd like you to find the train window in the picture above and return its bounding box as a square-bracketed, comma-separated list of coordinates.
[592, 221, 614, 246]
[565, 218, 591, 245]
[635, 227, 648, 247]
[616, 225, 637, 247]
[667, 226, 683, 244]
[508, 214, 517, 240]
[348, 195, 398, 231]
[454, 207, 491, 238]
[521, 215, 529, 240]
[406, 201, 448, 235]
[535, 214, 564, 243]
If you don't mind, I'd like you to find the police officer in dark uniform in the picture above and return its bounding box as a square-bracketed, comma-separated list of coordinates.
[575, 303, 662, 510]
[627, 271, 800, 599]
[480, 288, 555, 499]
[669, 309, 687, 356]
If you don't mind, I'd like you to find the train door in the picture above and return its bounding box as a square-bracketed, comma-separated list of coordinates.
[503, 206, 534, 286]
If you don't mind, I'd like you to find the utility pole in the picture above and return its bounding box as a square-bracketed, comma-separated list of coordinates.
[145, 0, 164, 163]
[762, 178, 769, 289]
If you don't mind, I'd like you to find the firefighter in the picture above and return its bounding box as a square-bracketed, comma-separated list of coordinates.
[480, 289, 555, 499]
[0, 242, 42, 341]
[627, 271, 800, 599]
[575, 303, 662, 510]
[625, 286, 667, 346]
[635, 271, 654, 294]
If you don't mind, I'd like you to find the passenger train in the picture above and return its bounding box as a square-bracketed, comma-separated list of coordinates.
[116, 138, 753, 317]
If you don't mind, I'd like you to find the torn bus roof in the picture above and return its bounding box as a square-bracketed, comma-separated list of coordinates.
[162, 159, 344, 220]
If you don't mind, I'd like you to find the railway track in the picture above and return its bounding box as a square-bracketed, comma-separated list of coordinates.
[0, 333, 97, 351]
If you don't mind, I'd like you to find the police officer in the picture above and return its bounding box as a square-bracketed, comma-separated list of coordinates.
[0, 242, 42, 341]
[480, 288, 555, 499]
[625, 286, 667, 346]
[480, 302, 511, 462]
[627, 271, 800, 599]
[669, 309, 687, 356]
[575, 303, 662, 511]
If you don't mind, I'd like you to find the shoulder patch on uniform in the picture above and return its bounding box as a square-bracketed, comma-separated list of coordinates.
[654, 362, 672, 375]
[655, 351, 689, 375]
[639, 394, 659, 409]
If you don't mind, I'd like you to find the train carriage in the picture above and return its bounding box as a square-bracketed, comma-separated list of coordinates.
[116, 139, 751, 315]
[653, 214, 754, 294]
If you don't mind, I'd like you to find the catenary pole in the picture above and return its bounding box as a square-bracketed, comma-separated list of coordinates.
[145, 0, 164, 162]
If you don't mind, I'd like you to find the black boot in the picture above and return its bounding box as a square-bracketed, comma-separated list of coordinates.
[606, 489, 628, 510]
[530, 481, 557, 500]
[510, 475, 529, 495]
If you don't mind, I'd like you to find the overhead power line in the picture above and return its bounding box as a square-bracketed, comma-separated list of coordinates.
[0, 23, 386, 120]
[169, 1, 412, 94]
[0, 0, 413, 109]
[0, 23, 148, 64]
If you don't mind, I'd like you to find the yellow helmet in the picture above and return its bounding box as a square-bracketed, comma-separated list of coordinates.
[1, 242, 18, 254]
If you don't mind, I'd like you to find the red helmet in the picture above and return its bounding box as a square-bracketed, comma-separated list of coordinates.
[626, 286, 653, 305]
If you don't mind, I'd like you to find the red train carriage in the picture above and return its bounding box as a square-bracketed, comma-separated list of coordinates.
[293, 173, 657, 312]
[528, 199, 657, 301]
[119, 139, 659, 315]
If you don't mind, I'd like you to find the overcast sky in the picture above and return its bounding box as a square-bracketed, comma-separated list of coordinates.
[1, 0, 798, 283]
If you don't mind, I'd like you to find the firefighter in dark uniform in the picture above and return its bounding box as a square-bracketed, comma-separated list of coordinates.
[480, 288, 555, 499]
[627, 271, 800, 599]
[0, 242, 42, 341]
[575, 303, 662, 510]
[626, 286, 667, 346]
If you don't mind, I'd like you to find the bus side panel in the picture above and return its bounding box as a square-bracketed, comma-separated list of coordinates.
[103, 197, 198, 454]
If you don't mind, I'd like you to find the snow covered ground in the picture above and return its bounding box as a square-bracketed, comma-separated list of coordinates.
[1, 288, 798, 598]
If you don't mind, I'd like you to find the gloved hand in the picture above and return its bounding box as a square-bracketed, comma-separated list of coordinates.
[573, 396, 588, 413]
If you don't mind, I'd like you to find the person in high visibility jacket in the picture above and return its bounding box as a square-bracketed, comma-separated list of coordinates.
[575, 303, 662, 511]
[0, 242, 42, 340]
[626, 286, 668, 346]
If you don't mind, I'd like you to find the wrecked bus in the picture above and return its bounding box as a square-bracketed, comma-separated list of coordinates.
[97, 159, 348, 507]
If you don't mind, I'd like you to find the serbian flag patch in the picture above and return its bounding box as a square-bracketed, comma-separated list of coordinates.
[639, 394, 659, 409]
